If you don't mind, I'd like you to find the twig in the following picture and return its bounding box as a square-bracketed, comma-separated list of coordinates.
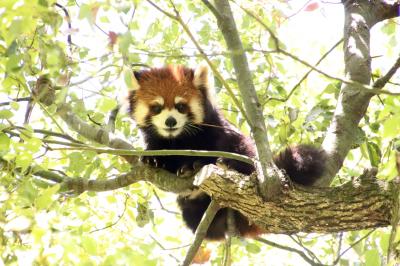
[290, 235, 323, 264]
[267, 38, 343, 103]
[90, 194, 129, 233]
[50, 146, 254, 165]
[181, 199, 220, 266]
[54, 3, 73, 54]
[373, 54, 400, 89]
[152, 189, 180, 215]
[150, 235, 191, 251]
[234, 2, 280, 50]
[10, 126, 83, 144]
[332, 230, 375, 265]
[149, 235, 181, 263]
[255, 237, 323, 266]
[0, 97, 32, 107]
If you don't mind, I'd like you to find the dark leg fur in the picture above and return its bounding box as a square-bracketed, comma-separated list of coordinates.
[177, 193, 261, 240]
[273, 144, 326, 186]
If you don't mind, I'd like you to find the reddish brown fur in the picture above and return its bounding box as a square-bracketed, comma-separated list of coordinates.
[133, 66, 202, 109]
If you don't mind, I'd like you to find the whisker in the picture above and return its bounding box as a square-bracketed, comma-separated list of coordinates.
[199, 123, 238, 132]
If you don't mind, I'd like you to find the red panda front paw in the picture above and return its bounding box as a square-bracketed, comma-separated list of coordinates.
[177, 164, 195, 177]
[177, 160, 205, 177]
[140, 156, 165, 169]
[216, 158, 229, 170]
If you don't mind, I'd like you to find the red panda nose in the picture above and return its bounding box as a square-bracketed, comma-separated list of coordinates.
[165, 116, 177, 128]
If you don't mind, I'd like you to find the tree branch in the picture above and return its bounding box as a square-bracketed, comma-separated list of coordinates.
[255, 237, 323, 266]
[26, 159, 397, 236]
[181, 200, 220, 266]
[209, 0, 279, 200]
[195, 165, 393, 234]
[34, 76, 136, 162]
[319, 1, 374, 185]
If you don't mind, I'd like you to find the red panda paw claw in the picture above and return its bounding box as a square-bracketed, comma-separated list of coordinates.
[177, 164, 195, 177]
[140, 156, 160, 168]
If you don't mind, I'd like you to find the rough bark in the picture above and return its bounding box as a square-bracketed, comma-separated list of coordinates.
[319, 0, 400, 186]
[196, 165, 393, 234]
[211, 0, 281, 200]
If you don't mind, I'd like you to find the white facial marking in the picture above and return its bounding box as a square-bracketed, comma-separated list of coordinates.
[174, 96, 185, 104]
[133, 100, 149, 126]
[189, 98, 204, 124]
[151, 96, 164, 106]
[152, 109, 188, 138]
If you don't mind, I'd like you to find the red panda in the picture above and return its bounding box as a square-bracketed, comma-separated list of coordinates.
[124, 64, 326, 240]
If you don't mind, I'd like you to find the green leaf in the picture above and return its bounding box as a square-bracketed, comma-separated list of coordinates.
[383, 115, 400, 138]
[0, 109, 13, 119]
[245, 243, 261, 254]
[16, 152, 33, 171]
[35, 184, 60, 210]
[97, 98, 117, 113]
[364, 249, 380, 266]
[68, 152, 87, 174]
[366, 142, 381, 167]
[0, 133, 11, 151]
[81, 235, 98, 255]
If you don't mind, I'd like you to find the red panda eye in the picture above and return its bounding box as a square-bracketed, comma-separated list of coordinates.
[175, 103, 187, 113]
[150, 104, 163, 114]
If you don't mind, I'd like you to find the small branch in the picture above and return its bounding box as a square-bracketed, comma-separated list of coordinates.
[332, 229, 375, 265]
[373, 54, 400, 89]
[152, 189, 180, 215]
[90, 194, 129, 233]
[369, 1, 400, 26]
[181, 199, 220, 266]
[51, 146, 254, 165]
[223, 209, 235, 266]
[8, 126, 83, 144]
[290, 235, 323, 264]
[267, 39, 343, 103]
[54, 3, 73, 54]
[255, 237, 323, 266]
[34, 76, 135, 162]
[0, 97, 32, 107]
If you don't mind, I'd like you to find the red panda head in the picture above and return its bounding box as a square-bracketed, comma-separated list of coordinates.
[125, 65, 213, 138]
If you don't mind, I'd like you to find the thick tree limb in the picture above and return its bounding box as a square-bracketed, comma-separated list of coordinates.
[195, 165, 393, 234]
[30, 161, 396, 235]
[319, 1, 400, 185]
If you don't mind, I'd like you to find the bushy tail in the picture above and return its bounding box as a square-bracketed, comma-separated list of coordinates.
[273, 144, 326, 186]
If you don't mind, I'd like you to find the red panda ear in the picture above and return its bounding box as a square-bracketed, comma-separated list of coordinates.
[128, 70, 141, 91]
[193, 64, 209, 88]
[193, 64, 216, 106]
